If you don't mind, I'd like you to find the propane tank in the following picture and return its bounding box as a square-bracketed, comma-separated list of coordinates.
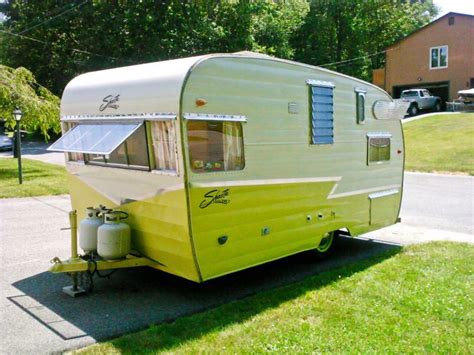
[97, 211, 131, 260]
[79, 207, 103, 254]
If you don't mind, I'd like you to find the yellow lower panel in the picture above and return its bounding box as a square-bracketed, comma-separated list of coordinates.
[189, 182, 399, 280]
[67, 174, 200, 281]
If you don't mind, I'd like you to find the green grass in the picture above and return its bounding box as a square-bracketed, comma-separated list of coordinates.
[77, 242, 474, 354]
[404, 113, 474, 175]
[0, 158, 68, 198]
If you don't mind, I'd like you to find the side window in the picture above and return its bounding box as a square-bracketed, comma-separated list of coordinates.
[150, 121, 177, 172]
[309, 83, 334, 144]
[419, 91, 424, 97]
[62, 122, 84, 162]
[355, 88, 367, 124]
[85, 124, 149, 170]
[187, 120, 245, 173]
[367, 134, 391, 165]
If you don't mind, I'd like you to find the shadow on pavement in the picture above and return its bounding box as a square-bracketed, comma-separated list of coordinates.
[11, 237, 401, 346]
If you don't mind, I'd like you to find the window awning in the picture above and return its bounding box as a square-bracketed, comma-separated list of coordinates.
[47, 123, 142, 155]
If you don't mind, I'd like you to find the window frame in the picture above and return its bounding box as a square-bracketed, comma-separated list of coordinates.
[184, 115, 246, 174]
[429, 45, 448, 70]
[367, 133, 392, 165]
[60, 118, 179, 174]
[355, 87, 367, 124]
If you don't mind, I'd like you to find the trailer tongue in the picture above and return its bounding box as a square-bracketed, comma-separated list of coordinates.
[50, 210, 161, 296]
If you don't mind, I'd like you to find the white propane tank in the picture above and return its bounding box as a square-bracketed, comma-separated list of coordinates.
[97, 211, 131, 260]
[79, 207, 103, 254]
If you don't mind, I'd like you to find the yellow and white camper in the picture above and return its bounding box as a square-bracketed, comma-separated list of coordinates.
[49, 52, 408, 289]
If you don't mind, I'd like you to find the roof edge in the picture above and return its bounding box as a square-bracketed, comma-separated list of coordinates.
[386, 12, 474, 50]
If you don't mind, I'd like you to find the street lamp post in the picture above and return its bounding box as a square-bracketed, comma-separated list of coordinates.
[13, 108, 23, 184]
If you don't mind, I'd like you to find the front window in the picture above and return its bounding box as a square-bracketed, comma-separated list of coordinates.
[62, 122, 83, 162]
[187, 120, 245, 173]
[85, 125, 149, 170]
[52, 119, 178, 173]
[430, 46, 448, 69]
[150, 121, 177, 172]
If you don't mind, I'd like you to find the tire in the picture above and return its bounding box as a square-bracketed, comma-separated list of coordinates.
[434, 101, 442, 112]
[409, 103, 419, 116]
[313, 231, 338, 259]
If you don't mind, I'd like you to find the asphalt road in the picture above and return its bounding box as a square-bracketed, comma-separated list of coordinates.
[0, 172, 472, 354]
[0, 141, 65, 166]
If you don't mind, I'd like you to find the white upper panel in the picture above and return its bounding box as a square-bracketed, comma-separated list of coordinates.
[61, 55, 207, 117]
[61, 51, 387, 118]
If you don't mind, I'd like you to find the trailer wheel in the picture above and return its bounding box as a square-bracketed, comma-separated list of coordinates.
[313, 231, 337, 258]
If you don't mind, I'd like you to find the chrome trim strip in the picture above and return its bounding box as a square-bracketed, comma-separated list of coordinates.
[183, 113, 247, 122]
[190, 176, 341, 188]
[306, 79, 335, 88]
[328, 184, 401, 199]
[368, 189, 400, 199]
[367, 132, 393, 138]
[61, 113, 177, 122]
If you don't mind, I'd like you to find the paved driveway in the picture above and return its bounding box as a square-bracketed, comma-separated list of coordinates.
[0, 173, 472, 354]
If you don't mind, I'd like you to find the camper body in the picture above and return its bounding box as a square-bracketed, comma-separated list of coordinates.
[50, 53, 405, 283]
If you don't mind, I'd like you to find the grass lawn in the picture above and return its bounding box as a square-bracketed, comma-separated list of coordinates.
[404, 113, 474, 175]
[77, 242, 474, 354]
[0, 158, 68, 198]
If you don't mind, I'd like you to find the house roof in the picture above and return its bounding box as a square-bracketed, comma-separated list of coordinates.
[386, 12, 474, 50]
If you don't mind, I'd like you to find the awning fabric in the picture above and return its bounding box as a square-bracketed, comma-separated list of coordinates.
[47, 123, 142, 155]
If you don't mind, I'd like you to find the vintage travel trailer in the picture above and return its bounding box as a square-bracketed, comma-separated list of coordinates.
[49, 52, 408, 291]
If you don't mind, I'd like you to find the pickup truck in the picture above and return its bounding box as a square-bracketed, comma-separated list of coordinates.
[397, 89, 442, 116]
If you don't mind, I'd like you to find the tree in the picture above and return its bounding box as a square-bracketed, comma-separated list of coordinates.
[0, 0, 309, 95]
[0, 65, 60, 139]
[292, 0, 438, 81]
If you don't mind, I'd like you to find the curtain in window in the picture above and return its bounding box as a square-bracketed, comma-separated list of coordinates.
[223, 121, 243, 170]
[151, 121, 177, 171]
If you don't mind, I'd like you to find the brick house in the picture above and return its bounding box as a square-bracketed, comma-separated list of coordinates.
[373, 12, 474, 103]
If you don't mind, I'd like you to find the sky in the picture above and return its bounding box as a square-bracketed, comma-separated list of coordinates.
[433, 0, 474, 18]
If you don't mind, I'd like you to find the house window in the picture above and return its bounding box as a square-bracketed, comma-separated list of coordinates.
[367, 133, 391, 165]
[150, 121, 177, 172]
[355, 88, 367, 124]
[448, 16, 455, 25]
[430, 46, 448, 69]
[187, 120, 245, 173]
[308, 81, 334, 144]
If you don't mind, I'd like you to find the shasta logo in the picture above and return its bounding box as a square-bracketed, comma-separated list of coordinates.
[99, 94, 120, 111]
[199, 189, 230, 209]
